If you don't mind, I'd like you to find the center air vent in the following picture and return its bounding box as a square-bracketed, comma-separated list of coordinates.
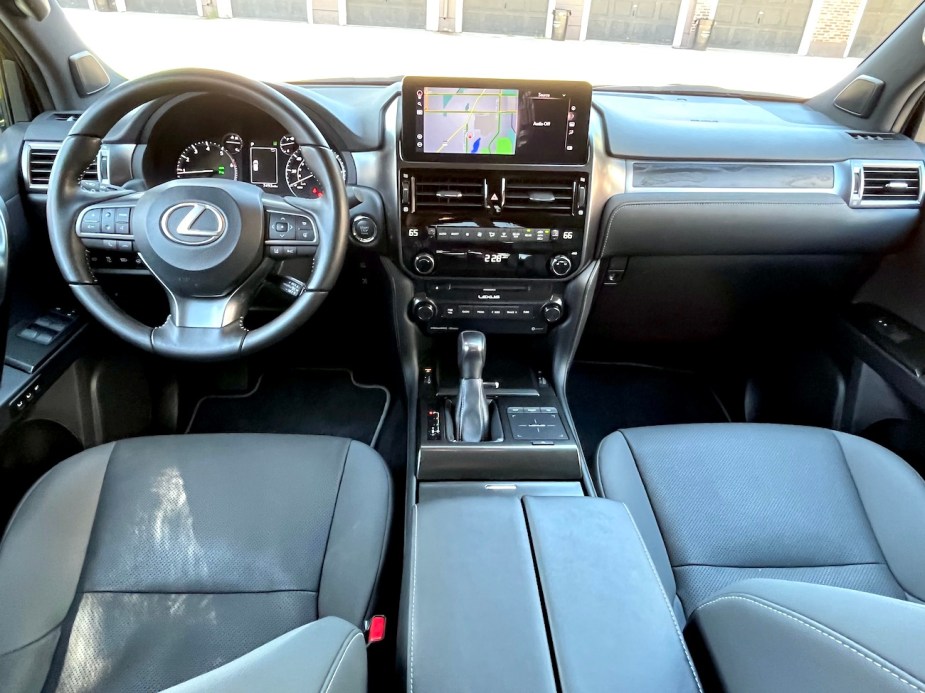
[412, 174, 485, 210]
[503, 174, 583, 215]
[851, 162, 923, 208]
[23, 143, 98, 191]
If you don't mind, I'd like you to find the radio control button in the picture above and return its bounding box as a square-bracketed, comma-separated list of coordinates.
[412, 299, 437, 322]
[413, 252, 436, 275]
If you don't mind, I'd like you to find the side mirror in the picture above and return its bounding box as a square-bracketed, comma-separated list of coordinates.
[12, 0, 51, 21]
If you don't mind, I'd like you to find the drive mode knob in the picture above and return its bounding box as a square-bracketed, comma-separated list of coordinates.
[413, 252, 436, 275]
[549, 254, 573, 277]
[542, 301, 564, 324]
[413, 299, 437, 322]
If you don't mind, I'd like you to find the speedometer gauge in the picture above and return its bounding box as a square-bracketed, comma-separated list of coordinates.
[285, 152, 322, 198]
[176, 141, 238, 180]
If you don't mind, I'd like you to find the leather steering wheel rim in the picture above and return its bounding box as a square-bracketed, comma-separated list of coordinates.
[46, 68, 348, 361]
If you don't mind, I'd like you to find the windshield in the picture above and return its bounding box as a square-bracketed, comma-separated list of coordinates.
[62, 0, 921, 99]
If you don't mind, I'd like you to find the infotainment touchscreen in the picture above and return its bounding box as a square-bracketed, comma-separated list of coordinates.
[401, 77, 592, 165]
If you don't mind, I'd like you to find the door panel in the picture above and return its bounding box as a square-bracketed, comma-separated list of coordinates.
[230, 0, 308, 21]
[346, 0, 426, 28]
[587, 0, 682, 45]
[123, 0, 198, 14]
[462, 0, 550, 37]
[711, 0, 812, 53]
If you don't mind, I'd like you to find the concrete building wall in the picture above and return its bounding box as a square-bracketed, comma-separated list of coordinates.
[312, 0, 340, 24]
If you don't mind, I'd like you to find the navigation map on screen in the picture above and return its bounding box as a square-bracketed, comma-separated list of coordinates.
[421, 87, 519, 155]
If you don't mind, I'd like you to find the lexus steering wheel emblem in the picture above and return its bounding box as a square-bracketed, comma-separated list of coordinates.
[160, 202, 227, 246]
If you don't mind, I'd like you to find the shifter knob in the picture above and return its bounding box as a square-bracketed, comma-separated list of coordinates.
[455, 330, 489, 442]
[458, 330, 486, 380]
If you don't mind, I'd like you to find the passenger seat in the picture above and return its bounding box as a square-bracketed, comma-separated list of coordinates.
[594, 423, 925, 691]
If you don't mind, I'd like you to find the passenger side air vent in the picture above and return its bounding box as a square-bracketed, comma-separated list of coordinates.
[851, 162, 923, 208]
[503, 174, 585, 215]
[23, 142, 98, 191]
[848, 132, 901, 141]
[412, 173, 486, 210]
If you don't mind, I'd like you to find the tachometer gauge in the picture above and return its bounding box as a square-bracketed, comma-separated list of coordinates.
[279, 134, 298, 155]
[285, 152, 323, 198]
[223, 133, 243, 154]
[176, 141, 238, 180]
[334, 152, 347, 182]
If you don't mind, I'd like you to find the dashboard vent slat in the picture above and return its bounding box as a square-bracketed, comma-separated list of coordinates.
[25, 143, 98, 190]
[412, 174, 485, 209]
[861, 165, 921, 203]
[848, 132, 901, 141]
[503, 175, 578, 214]
[26, 146, 59, 188]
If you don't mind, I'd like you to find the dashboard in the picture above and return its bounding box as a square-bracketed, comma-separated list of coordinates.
[18, 78, 925, 340]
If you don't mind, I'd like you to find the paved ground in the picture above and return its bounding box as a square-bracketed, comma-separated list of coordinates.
[63, 9, 861, 98]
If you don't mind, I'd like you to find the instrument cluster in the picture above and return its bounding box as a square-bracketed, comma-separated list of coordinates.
[174, 133, 347, 199]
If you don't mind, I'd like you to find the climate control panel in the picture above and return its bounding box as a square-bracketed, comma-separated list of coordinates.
[399, 169, 588, 280]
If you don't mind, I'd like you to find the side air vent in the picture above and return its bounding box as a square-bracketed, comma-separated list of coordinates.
[412, 174, 485, 210]
[24, 143, 59, 189]
[850, 162, 923, 208]
[23, 142, 98, 191]
[848, 132, 901, 141]
[503, 175, 585, 215]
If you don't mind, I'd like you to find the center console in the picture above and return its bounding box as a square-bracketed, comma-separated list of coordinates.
[398, 77, 592, 335]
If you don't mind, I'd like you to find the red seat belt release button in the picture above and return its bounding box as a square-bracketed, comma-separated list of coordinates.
[366, 615, 386, 644]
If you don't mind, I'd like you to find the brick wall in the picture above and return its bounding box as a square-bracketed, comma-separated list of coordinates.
[806, 0, 863, 56]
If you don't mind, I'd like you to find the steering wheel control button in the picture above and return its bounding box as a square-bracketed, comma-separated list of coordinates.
[100, 209, 116, 234]
[265, 212, 316, 259]
[79, 208, 102, 234]
[351, 215, 379, 244]
[115, 208, 131, 224]
[268, 214, 296, 241]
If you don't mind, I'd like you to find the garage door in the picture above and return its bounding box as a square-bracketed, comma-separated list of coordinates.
[231, 0, 307, 21]
[124, 0, 197, 14]
[346, 0, 426, 28]
[463, 0, 550, 37]
[848, 0, 918, 58]
[587, 0, 682, 45]
[711, 0, 812, 53]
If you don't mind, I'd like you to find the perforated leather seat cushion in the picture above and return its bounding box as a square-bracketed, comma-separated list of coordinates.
[0, 434, 391, 692]
[595, 424, 925, 618]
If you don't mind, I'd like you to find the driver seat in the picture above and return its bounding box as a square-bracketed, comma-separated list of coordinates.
[0, 434, 392, 692]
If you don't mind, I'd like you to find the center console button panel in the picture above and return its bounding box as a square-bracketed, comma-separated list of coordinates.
[409, 282, 565, 335]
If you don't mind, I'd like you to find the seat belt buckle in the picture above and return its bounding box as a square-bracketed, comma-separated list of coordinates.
[365, 615, 386, 645]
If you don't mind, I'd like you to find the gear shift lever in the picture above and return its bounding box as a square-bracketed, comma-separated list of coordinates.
[455, 330, 490, 442]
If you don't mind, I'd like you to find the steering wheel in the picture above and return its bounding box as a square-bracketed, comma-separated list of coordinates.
[46, 69, 348, 361]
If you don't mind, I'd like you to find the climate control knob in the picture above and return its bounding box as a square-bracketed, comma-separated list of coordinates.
[413, 252, 436, 275]
[412, 299, 438, 322]
[549, 254, 573, 277]
[542, 300, 565, 324]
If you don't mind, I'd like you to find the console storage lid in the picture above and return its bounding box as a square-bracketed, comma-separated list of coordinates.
[405, 495, 701, 692]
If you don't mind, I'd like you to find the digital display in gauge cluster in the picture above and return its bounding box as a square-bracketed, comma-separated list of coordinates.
[175, 133, 347, 199]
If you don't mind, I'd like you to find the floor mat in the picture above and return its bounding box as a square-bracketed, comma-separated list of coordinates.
[187, 369, 390, 447]
[567, 362, 731, 464]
